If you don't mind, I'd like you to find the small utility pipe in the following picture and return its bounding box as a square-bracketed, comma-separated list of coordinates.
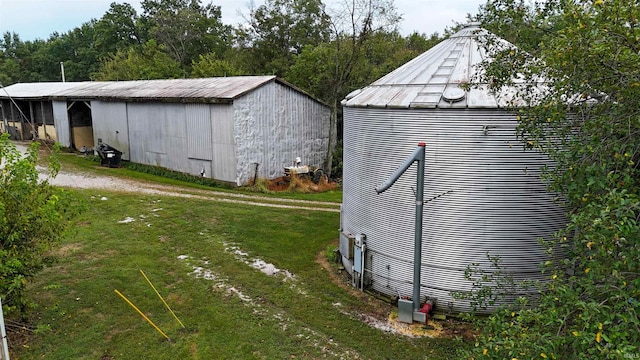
[375, 142, 426, 316]
[360, 242, 366, 290]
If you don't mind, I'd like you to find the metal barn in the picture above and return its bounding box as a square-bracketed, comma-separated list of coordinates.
[0, 76, 330, 185]
[339, 24, 566, 315]
[0, 82, 81, 144]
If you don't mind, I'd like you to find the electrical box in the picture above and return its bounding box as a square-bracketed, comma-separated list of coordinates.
[355, 233, 366, 247]
[398, 299, 413, 323]
[339, 232, 355, 259]
[354, 246, 363, 273]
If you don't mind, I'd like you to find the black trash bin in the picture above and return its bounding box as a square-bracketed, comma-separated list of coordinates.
[96, 143, 123, 168]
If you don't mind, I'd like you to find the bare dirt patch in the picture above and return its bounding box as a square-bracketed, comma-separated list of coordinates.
[315, 247, 393, 319]
[4, 319, 35, 353]
[76, 249, 118, 263]
[55, 243, 82, 257]
[316, 247, 475, 339]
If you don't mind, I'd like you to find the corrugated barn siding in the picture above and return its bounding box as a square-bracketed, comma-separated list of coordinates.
[91, 101, 130, 160]
[184, 103, 214, 177]
[342, 107, 566, 313]
[90, 101, 237, 181]
[127, 103, 189, 173]
[233, 81, 330, 185]
[52, 101, 70, 147]
[210, 104, 236, 183]
[185, 103, 213, 161]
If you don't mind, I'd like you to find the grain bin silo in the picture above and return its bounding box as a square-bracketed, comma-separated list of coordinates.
[339, 23, 566, 318]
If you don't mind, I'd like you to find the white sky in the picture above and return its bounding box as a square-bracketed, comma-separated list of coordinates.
[0, 0, 486, 41]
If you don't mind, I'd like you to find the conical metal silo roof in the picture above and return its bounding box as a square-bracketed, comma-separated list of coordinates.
[343, 23, 520, 109]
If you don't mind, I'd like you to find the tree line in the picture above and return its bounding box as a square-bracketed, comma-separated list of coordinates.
[0, 0, 444, 175]
[0, 0, 441, 89]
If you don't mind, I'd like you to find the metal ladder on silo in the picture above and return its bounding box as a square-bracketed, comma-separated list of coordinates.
[411, 41, 466, 107]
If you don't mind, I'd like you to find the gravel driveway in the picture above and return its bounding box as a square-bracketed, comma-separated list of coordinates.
[12, 142, 340, 212]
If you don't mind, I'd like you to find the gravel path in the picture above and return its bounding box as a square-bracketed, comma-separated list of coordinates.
[13, 142, 340, 212]
[54, 171, 340, 212]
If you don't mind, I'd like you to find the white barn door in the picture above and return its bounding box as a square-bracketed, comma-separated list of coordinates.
[185, 104, 213, 177]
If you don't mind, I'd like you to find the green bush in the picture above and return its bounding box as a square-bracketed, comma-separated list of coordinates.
[0, 135, 82, 316]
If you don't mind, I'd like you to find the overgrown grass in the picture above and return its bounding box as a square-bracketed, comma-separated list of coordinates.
[10, 189, 465, 359]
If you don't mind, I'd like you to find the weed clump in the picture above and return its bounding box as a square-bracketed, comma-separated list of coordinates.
[246, 175, 338, 194]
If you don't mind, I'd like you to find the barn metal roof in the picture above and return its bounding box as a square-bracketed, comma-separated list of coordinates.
[0, 76, 316, 104]
[342, 23, 530, 109]
[0, 82, 81, 99]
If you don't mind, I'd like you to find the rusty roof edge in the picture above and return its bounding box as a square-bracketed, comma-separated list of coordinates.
[1, 77, 327, 107]
[48, 95, 234, 104]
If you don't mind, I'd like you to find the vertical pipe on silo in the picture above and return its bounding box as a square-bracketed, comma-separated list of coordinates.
[375, 142, 427, 315]
[413, 142, 426, 313]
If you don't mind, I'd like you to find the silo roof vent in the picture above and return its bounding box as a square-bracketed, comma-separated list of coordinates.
[442, 87, 466, 103]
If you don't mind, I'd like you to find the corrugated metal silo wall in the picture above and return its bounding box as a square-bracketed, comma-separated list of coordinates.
[342, 107, 566, 313]
[233, 82, 330, 185]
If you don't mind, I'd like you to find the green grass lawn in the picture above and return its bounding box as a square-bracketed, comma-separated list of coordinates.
[8, 152, 468, 359]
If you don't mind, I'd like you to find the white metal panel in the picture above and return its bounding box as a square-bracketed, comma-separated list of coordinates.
[211, 104, 236, 183]
[233, 83, 270, 185]
[127, 103, 189, 173]
[91, 101, 130, 160]
[185, 103, 213, 160]
[185, 158, 212, 178]
[341, 107, 566, 313]
[0, 82, 81, 99]
[52, 101, 70, 147]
